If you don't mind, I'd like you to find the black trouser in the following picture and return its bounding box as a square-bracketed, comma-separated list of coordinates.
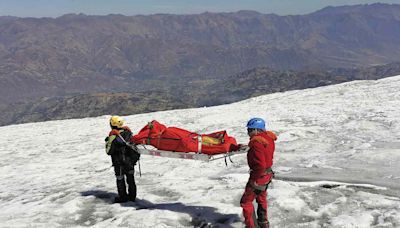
[114, 164, 136, 200]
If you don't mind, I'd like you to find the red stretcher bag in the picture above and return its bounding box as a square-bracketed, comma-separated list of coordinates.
[130, 120, 238, 155]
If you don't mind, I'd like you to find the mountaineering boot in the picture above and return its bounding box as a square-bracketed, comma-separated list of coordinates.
[113, 196, 128, 203]
[128, 193, 136, 202]
[126, 172, 136, 202]
[114, 176, 128, 203]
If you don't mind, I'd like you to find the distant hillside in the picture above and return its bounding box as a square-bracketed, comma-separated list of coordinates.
[1, 62, 399, 126]
[0, 92, 191, 125]
[204, 62, 400, 105]
[1, 3, 400, 106]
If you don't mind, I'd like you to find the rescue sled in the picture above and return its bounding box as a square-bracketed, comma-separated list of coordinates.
[129, 120, 248, 162]
[135, 144, 249, 162]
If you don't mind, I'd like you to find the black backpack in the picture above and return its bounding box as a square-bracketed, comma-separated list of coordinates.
[125, 144, 140, 165]
[120, 130, 141, 165]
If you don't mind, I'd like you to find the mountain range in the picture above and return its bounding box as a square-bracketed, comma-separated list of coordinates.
[1, 3, 400, 125]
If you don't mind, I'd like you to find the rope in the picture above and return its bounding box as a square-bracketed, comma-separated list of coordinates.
[138, 159, 142, 177]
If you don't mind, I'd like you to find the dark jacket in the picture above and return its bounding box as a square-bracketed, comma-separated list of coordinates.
[106, 126, 140, 167]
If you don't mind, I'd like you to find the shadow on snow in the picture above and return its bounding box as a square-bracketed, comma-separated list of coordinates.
[81, 190, 241, 228]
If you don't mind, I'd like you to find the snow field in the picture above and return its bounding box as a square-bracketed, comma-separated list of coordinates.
[1, 76, 400, 227]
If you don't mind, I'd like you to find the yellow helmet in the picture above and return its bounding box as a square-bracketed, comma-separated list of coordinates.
[110, 116, 124, 128]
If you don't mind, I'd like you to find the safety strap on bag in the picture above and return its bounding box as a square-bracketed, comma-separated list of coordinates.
[146, 122, 153, 145]
[197, 135, 202, 153]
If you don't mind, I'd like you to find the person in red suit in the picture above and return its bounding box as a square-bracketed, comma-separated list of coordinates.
[240, 117, 277, 228]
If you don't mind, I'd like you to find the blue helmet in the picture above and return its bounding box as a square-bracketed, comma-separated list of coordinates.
[246, 117, 266, 130]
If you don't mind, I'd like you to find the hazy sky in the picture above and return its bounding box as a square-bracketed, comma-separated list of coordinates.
[0, 0, 399, 18]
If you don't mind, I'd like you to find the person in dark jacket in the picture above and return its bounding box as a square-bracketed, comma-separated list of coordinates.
[240, 117, 277, 228]
[105, 116, 140, 203]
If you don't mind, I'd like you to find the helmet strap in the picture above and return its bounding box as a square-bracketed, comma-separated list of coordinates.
[110, 124, 120, 129]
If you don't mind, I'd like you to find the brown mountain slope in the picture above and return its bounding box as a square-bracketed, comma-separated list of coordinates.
[1, 62, 399, 126]
[1, 4, 400, 105]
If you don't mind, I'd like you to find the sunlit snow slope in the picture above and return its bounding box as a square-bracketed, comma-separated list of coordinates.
[1, 76, 399, 227]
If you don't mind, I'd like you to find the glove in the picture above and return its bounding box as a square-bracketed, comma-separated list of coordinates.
[238, 144, 246, 149]
[105, 136, 109, 142]
[230, 143, 245, 151]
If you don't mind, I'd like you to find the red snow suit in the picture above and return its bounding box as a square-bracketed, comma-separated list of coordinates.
[130, 120, 238, 155]
[240, 131, 277, 228]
